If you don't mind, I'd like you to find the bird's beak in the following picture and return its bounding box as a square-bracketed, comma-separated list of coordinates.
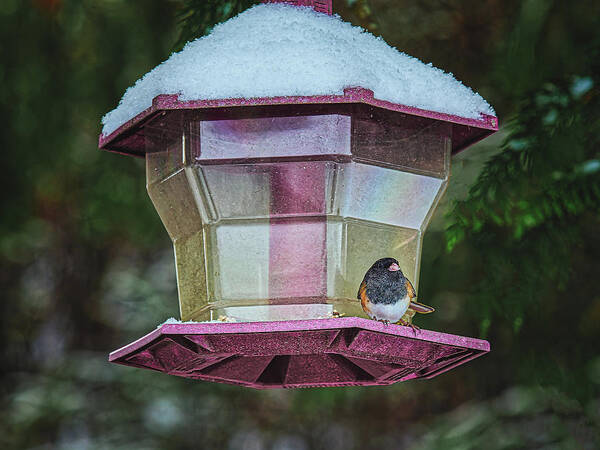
[388, 263, 400, 272]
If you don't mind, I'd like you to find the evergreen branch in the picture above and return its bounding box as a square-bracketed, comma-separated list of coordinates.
[174, 0, 259, 51]
[444, 67, 598, 333]
[446, 78, 599, 251]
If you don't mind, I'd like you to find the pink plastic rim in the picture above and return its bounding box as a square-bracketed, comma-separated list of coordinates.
[109, 317, 490, 389]
[99, 87, 498, 157]
[261, 0, 333, 15]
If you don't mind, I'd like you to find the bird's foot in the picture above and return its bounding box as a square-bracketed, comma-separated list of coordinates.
[398, 319, 420, 335]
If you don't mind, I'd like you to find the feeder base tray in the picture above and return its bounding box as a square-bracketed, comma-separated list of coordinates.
[109, 317, 489, 389]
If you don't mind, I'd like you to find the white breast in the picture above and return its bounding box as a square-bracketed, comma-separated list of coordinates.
[367, 296, 410, 323]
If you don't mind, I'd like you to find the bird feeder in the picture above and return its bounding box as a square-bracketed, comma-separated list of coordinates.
[102, 0, 496, 388]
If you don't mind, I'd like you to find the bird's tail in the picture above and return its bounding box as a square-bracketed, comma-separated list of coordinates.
[408, 301, 435, 314]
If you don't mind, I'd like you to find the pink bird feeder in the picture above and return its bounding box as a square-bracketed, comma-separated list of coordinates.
[100, 0, 497, 388]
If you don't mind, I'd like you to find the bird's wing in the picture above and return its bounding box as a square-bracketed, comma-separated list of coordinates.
[405, 279, 416, 299]
[408, 301, 435, 314]
[357, 279, 367, 300]
[357, 280, 372, 315]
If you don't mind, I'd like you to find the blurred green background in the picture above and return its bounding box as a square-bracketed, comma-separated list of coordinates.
[1, 0, 599, 448]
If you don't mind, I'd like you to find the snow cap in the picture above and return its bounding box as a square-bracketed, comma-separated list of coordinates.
[101, 2, 495, 136]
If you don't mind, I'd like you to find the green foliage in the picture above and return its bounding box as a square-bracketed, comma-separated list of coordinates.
[445, 56, 600, 330]
[174, 0, 259, 50]
[448, 78, 599, 249]
[174, 0, 379, 51]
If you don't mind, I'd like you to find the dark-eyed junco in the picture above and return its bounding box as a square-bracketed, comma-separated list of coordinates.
[357, 257, 434, 328]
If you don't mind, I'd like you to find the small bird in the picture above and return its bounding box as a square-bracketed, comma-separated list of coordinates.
[357, 257, 434, 328]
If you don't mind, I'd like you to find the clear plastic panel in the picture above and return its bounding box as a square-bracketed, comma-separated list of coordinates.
[146, 141, 200, 240]
[353, 110, 451, 178]
[189, 115, 351, 161]
[326, 218, 420, 297]
[197, 161, 334, 220]
[334, 162, 445, 229]
[173, 231, 208, 319]
[145, 113, 451, 321]
[208, 219, 270, 300]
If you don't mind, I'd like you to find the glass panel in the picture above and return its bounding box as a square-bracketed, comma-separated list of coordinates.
[220, 304, 333, 322]
[268, 217, 327, 299]
[353, 110, 451, 178]
[198, 161, 334, 220]
[207, 219, 269, 301]
[205, 216, 329, 303]
[173, 231, 207, 319]
[188, 115, 351, 161]
[147, 145, 209, 320]
[326, 218, 420, 307]
[144, 112, 451, 322]
[146, 139, 183, 186]
[146, 168, 201, 240]
[335, 162, 445, 229]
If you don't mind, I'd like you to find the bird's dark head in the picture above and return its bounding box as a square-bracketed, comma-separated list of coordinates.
[371, 257, 402, 273]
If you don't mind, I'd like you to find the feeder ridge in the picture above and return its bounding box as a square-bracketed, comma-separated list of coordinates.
[261, 0, 333, 15]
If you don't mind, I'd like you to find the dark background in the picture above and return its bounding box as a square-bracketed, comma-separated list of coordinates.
[1, 0, 599, 448]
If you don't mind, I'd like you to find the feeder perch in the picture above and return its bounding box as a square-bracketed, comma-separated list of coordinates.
[101, 0, 496, 388]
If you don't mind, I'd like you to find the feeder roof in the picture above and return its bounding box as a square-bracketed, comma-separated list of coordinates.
[101, 3, 496, 141]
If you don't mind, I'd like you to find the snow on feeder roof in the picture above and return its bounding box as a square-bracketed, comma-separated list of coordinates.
[102, 0, 494, 389]
[100, 1, 497, 153]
